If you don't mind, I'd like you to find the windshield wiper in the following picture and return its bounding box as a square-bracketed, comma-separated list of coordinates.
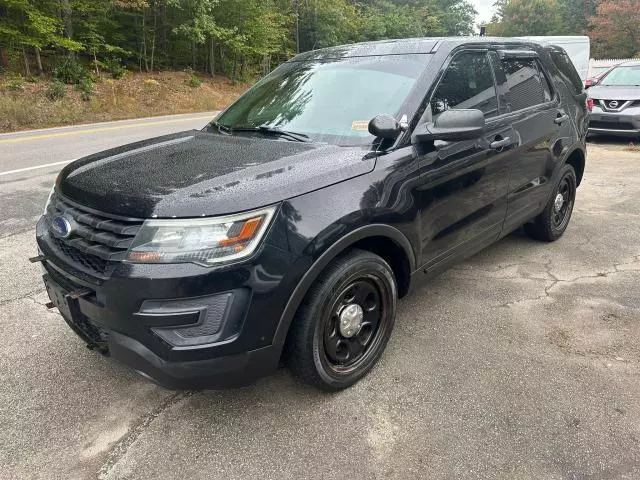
[231, 125, 312, 143]
[208, 120, 232, 134]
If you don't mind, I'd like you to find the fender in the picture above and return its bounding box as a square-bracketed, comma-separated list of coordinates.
[272, 224, 417, 348]
[561, 145, 586, 186]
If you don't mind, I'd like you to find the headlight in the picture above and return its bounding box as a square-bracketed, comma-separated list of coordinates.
[43, 185, 55, 215]
[126, 206, 277, 266]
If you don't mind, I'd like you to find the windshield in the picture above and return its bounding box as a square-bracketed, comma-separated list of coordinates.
[600, 66, 640, 86]
[591, 66, 611, 77]
[212, 54, 431, 146]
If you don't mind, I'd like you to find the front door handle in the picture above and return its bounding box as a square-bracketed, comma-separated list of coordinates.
[490, 137, 512, 150]
[554, 114, 570, 125]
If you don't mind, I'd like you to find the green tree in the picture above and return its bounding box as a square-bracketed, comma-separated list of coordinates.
[0, 0, 491, 80]
[559, 0, 597, 35]
[488, 0, 562, 36]
[168, 0, 220, 69]
[215, 0, 292, 79]
[590, 0, 640, 59]
[435, 0, 477, 35]
[0, 0, 80, 74]
[297, 0, 360, 52]
[359, 0, 447, 40]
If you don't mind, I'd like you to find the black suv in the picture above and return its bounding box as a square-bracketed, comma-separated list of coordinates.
[36, 38, 588, 391]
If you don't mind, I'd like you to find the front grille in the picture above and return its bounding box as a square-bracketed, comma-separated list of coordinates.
[45, 192, 143, 279]
[49, 235, 112, 275]
[44, 260, 90, 293]
[598, 99, 639, 112]
[589, 120, 636, 131]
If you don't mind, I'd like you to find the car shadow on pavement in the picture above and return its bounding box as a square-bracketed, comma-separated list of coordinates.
[587, 134, 639, 148]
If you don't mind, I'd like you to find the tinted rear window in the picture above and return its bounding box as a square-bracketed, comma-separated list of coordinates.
[550, 51, 584, 94]
[502, 58, 553, 111]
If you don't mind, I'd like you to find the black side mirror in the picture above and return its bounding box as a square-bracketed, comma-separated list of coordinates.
[368, 114, 404, 140]
[412, 109, 485, 143]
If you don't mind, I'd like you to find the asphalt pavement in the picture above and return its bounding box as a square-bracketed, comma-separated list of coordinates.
[1, 122, 639, 479]
[0, 112, 216, 237]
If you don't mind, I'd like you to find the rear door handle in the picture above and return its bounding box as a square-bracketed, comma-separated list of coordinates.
[490, 137, 512, 150]
[554, 114, 569, 125]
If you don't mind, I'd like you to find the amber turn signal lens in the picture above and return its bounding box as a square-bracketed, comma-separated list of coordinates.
[127, 251, 163, 262]
[218, 216, 264, 247]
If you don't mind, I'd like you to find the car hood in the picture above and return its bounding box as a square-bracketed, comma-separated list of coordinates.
[588, 85, 640, 100]
[58, 130, 376, 218]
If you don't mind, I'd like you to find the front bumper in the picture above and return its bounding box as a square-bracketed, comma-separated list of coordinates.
[588, 105, 640, 137]
[108, 331, 280, 389]
[36, 216, 298, 389]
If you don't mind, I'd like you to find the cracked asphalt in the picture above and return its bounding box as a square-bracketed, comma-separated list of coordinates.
[1, 123, 639, 479]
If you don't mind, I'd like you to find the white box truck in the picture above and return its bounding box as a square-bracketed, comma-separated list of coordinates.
[519, 36, 590, 81]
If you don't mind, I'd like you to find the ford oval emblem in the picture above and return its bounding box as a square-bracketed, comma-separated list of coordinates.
[51, 216, 73, 238]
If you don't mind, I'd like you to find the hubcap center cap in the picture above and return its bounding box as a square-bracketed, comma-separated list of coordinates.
[339, 303, 364, 338]
[554, 193, 564, 213]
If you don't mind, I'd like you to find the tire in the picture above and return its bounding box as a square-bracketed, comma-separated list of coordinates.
[285, 249, 397, 391]
[525, 164, 577, 242]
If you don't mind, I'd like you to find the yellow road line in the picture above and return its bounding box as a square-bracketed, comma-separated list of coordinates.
[0, 115, 212, 144]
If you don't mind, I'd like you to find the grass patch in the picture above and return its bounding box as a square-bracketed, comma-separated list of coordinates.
[0, 71, 248, 132]
[184, 67, 201, 88]
[46, 80, 67, 100]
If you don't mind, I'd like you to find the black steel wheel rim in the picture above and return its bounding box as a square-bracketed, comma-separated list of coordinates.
[551, 175, 575, 231]
[321, 274, 391, 374]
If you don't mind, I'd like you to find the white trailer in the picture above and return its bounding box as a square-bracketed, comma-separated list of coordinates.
[519, 36, 590, 81]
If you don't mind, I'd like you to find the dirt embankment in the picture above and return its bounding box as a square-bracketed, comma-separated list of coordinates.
[0, 71, 249, 132]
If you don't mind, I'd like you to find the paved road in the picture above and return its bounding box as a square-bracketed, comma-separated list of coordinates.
[1, 126, 639, 479]
[0, 111, 217, 175]
[0, 112, 216, 237]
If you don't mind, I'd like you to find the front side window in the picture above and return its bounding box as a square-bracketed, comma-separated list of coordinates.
[430, 51, 498, 118]
[600, 65, 640, 86]
[214, 54, 431, 146]
[502, 58, 553, 111]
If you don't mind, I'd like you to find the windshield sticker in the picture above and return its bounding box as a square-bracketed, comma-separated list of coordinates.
[352, 120, 369, 131]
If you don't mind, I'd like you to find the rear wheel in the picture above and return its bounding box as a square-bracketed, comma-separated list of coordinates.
[525, 164, 577, 242]
[286, 249, 397, 391]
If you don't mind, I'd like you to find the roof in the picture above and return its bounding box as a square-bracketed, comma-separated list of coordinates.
[291, 36, 547, 61]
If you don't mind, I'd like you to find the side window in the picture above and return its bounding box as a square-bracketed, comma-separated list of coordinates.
[431, 52, 498, 118]
[501, 58, 554, 111]
[550, 51, 584, 95]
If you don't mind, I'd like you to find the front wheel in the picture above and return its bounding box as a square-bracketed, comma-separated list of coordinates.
[525, 164, 577, 242]
[285, 249, 397, 391]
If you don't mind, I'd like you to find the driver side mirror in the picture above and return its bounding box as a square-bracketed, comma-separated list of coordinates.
[368, 114, 406, 140]
[412, 109, 485, 144]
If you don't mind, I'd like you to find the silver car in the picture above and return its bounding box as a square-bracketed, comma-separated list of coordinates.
[588, 60, 640, 139]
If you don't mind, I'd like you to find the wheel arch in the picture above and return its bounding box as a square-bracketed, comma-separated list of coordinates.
[564, 147, 586, 186]
[272, 224, 416, 349]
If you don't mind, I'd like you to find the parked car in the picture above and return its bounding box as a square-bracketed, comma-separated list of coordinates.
[35, 38, 588, 391]
[586, 65, 616, 88]
[588, 60, 640, 139]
